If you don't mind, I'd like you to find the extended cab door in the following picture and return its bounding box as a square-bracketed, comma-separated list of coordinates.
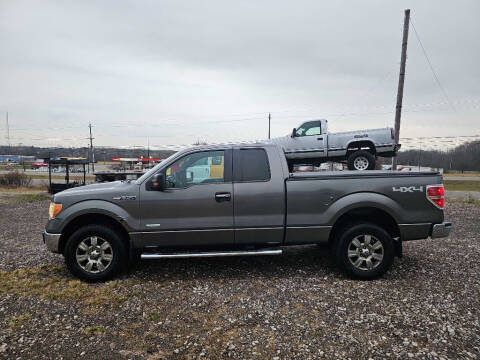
[283, 120, 326, 159]
[137, 149, 234, 247]
[232, 146, 286, 245]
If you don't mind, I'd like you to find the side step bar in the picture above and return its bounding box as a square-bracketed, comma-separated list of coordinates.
[141, 248, 282, 259]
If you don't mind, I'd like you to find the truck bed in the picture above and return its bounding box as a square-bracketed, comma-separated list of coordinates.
[284, 169, 444, 245]
[289, 170, 439, 180]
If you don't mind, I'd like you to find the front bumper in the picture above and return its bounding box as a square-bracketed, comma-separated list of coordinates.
[42, 231, 61, 253]
[431, 221, 452, 239]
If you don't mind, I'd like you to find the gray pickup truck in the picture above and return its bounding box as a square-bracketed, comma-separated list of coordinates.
[270, 119, 400, 170]
[43, 143, 451, 281]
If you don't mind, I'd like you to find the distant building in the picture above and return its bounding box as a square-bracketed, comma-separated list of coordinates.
[0, 155, 35, 163]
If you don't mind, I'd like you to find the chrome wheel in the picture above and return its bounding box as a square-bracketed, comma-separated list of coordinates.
[75, 236, 113, 274]
[347, 234, 384, 271]
[353, 156, 369, 170]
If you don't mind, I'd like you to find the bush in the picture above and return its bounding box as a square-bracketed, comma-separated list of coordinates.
[0, 171, 32, 187]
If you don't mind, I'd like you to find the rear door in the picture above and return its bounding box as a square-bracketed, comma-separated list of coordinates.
[233, 147, 285, 245]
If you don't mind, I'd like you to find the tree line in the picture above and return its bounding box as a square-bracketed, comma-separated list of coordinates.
[0, 145, 175, 162]
[395, 141, 480, 172]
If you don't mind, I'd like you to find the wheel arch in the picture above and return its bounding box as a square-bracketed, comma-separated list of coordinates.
[346, 140, 376, 155]
[58, 212, 130, 255]
[328, 206, 400, 246]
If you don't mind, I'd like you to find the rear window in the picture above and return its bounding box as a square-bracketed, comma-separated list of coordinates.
[237, 149, 270, 182]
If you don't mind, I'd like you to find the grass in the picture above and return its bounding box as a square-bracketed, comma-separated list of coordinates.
[3, 194, 51, 203]
[0, 186, 47, 194]
[147, 311, 162, 322]
[448, 194, 480, 207]
[0, 265, 139, 311]
[9, 313, 31, 329]
[444, 180, 480, 192]
[84, 325, 107, 336]
[444, 171, 480, 177]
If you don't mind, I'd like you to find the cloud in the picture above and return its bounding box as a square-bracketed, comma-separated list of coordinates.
[0, 0, 479, 148]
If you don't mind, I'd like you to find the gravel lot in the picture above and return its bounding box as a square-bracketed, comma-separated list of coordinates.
[0, 199, 479, 359]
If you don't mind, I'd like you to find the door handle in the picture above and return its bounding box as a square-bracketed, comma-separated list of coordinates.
[317, 137, 323, 140]
[215, 192, 231, 202]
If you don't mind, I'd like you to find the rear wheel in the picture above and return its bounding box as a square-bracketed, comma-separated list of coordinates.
[64, 225, 128, 282]
[347, 150, 375, 170]
[334, 223, 394, 279]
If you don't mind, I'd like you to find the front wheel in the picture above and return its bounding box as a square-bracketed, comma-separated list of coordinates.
[334, 223, 394, 279]
[64, 225, 128, 282]
[347, 150, 376, 170]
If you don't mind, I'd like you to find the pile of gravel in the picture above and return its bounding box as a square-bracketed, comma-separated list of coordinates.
[0, 200, 478, 359]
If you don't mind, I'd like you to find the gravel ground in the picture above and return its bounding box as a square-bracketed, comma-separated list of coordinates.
[0, 199, 479, 359]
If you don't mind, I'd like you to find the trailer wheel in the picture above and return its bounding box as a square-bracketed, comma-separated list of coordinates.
[334, 223, 394, 279]
[347, 150, 375, 171]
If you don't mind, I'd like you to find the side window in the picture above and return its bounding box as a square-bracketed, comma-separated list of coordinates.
[295, 121, 321, 136]
[237, 149, 270, 182]
[165, 150, 225, 188]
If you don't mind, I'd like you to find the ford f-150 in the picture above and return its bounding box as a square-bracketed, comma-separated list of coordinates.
[43, 143, 450, 281]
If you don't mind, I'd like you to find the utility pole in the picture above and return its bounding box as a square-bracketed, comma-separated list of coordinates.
[6, 112, 11, 148]
[392, 9, 410, 171]
[268, 113, 271, 139]
[88, 123, 95, 172]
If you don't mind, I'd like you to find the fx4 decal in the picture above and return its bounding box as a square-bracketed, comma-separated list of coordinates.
[392, 186, 423, 193]
[112, 195, 137, 201]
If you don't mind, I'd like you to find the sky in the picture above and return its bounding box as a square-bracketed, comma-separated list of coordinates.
[0, 0, 479, 151]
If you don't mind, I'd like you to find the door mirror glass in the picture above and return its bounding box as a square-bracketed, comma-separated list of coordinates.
[291, 128, 297, 138]
[150, 173, 165, 191]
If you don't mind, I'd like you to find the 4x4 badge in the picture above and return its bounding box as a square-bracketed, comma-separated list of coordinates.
[392, 186, 423, 193]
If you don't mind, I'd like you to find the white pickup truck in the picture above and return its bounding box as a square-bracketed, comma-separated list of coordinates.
[270, 119, 400, 170]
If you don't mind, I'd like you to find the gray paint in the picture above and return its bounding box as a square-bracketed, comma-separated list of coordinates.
[45, 143, 449, 253]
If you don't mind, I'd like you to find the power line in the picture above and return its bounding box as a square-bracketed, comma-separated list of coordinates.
[410, 19, 456, 112]
[88, 123, 95, 172]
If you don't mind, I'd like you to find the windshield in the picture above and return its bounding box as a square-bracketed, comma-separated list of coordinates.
[135, 151, 179, 184]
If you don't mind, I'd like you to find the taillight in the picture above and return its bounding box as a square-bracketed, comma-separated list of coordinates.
[426, 185, 445, 209]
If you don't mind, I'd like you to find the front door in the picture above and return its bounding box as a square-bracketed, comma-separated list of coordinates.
[285, 120, 326, 158]
[138, 149, 234, 248]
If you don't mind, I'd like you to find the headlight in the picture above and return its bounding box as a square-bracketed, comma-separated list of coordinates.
[48, 202, 62, 220]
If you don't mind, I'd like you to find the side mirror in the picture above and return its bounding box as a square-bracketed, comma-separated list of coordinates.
[291, 128, 297, 138]
[150, 173, 165, 191]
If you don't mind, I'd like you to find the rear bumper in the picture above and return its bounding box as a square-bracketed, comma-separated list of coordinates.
[399, 221, 452, 241]
[42, 231, 61, 253]
[431, 221, 452, 239]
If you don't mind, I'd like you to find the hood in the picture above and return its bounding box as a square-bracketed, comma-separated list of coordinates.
[53, 180, 139, 205]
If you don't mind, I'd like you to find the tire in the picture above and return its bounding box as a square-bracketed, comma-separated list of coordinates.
[347, 150, 375, 171]
[64, 224, 128, 282]
[334, 223, 394, 279]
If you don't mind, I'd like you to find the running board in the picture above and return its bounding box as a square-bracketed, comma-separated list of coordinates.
[141, 248, 282, 259]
